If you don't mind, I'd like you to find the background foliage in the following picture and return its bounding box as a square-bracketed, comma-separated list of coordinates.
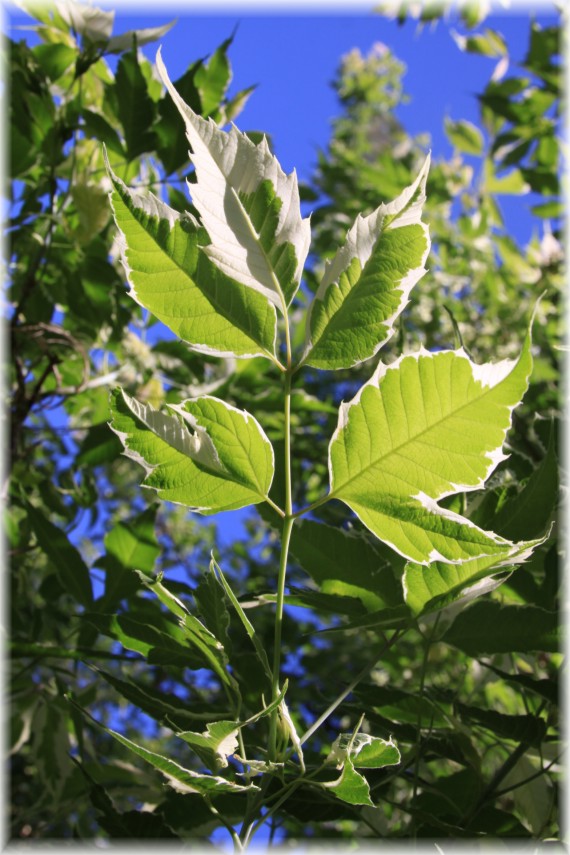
[7, 0, 561, 847]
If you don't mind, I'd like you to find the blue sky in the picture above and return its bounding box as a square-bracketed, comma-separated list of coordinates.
[8, 4, 559, 243]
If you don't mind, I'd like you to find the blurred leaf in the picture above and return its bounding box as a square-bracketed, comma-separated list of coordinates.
[442, 602, 559, 654]
[445, 118, 484, 155]
[455, 702, 546, 744]
[452, 28, 508, 57]
[32, 43, 76, 80]
[106, 20, 176, 54]
[480, 663, 558, 705]
[115, 47, 157, 160]
[26, 503, 93, 607]
[290, 519, 403, 612]
[353, 684, 451, 729]
[97, 505, 160, 607]
[76, 422, 123, 467]
[483, 160, 530, 195]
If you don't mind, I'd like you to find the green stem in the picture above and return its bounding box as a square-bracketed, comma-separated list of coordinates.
[268, 364, 294, 762]
[291, 492, 330, 519]
[268, 514, 294, 762]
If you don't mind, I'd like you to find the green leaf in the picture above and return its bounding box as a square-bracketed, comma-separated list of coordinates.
[442, 602, 559, 654]
[156, 59, 203, 174]
[445, 118, 484, 156]
[455, 703, 546, 745]
[484, 160, 530, 195]
[106, 157, 278, 362]
[353, 684, 451, 730]
[177, 721, 239, 772]
[110, 389, 274, 513]
[156, 49, 311, 311]
[301, 156, 430, 370]
[480, 663, 558, 705]
[106, 20, 175, 54]
[114, 48, 157, 160]
[323, 757, 373, 807]
[176, 685, 290, 774]
[93, 667, 230, 730]
[290, 519, 403, 612]
[403, 537, 545, 617]
[70, 701, 256, 796]
[490, 429, 558, 542]
[32, 44, 76, 80]
[136, 573, 232, 686]
[194, 568, 232, 653]
[194, 36, 233, 116]
[96, 506, 160, 608]
[329, 732, 401, 769]
[452, 28, 508, 57]
[210, 556, 273, 683]
[328, 336, 533, 564]
[76, 422, 123, 466]
[25, 504, 93, 607]
[83, 612, 198, 664]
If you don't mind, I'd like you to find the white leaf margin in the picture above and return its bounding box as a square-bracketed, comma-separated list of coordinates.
[110, 390, 274, 510]
[156, 47, 311, 312]
[105, 150, 278, 361]
[301, 154, 431, 366]
[328, 334, 533, 565]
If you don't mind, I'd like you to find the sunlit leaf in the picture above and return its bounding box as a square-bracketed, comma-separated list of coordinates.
[106, 156, 278, 362]
[403, 537, 546, 617]
[110, 389, 274, 513]
[329, 335, 533, 564]
[302, 156, 430, 370]
[156, 48, 311, 311]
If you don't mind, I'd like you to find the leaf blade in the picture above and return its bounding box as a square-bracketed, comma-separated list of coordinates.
[156, 48, 311, 311]
[329, 337, 533, 564]
[302, 156, 430, 370]
[109, 389, 274, 514]
[106, 155, 278, 362]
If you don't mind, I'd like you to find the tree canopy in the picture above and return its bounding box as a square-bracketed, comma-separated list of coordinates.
[7, 2, 561, 847]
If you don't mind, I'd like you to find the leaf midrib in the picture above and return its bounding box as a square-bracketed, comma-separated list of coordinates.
[124, 392, 268, 502]
[114, 180, 278, 359]
[330, 359, 512, 500]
